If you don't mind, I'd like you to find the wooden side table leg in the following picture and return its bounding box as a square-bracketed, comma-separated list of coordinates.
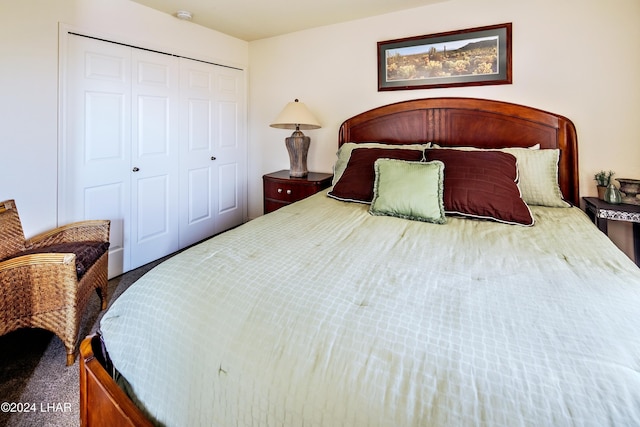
[585, 204, 596, 224]
[595, 216, 608, 235]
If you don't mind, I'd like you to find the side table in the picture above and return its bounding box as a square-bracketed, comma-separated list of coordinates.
[583, 197, 640, 267]
[263, 170, 333, 214]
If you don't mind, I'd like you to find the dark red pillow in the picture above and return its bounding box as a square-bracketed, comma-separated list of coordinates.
[328, 148, 424, 203]
[424, 149, 534, 226]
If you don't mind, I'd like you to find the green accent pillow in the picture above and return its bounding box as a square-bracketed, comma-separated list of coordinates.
[332, 142, 430, 186]
[369, 159, 446, 224]
[501, 148, 570, 207]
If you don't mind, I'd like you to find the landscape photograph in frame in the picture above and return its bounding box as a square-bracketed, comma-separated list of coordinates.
[378, 23, 512, 91]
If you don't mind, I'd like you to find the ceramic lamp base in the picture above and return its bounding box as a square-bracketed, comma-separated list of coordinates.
[285, 130, 310, 177]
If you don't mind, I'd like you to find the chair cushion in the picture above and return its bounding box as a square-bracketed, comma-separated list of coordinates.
[5, 241, 109, 279]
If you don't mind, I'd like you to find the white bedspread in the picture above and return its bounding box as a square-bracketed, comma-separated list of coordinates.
[101, 191, 640, 426]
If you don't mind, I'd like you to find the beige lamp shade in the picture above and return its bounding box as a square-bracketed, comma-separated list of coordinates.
[270, 99, 321, 130]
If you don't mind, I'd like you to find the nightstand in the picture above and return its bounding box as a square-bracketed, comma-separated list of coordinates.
[583, 197, 640, 267]
[263, 170, 333, 214]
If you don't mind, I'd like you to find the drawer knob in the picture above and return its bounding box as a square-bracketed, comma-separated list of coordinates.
[277, 188, 282, 193]
[287, 189, 292, 195]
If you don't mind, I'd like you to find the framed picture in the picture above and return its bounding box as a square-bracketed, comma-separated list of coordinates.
[378, 23, 512, 91]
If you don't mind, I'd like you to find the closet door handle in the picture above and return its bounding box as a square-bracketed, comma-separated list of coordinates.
[132, 167, 140, 172]
[211, 156, 217, 161]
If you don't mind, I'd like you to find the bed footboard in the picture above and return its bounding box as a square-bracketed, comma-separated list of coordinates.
[79, 334, 153, 427]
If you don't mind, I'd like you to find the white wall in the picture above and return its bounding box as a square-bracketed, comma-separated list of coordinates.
[248, 0, 640, 259]
[0, 0, 248, 236]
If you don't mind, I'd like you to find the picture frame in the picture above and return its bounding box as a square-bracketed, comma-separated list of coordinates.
[378, 23, 512, 91]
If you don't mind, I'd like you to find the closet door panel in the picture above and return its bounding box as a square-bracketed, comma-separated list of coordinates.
[216, 100, 240, 220]
[179, 59, 217, 247]
[187, 167, 212, 223]
[218, 163, 238, 213]
[179, 59, 245, 247]
[214, 72, 246, 233]
[184, 97, 214, 229]
[61, 35, 132, 276]
[135, 175, 170, 239]
[130, 50, 180, 269]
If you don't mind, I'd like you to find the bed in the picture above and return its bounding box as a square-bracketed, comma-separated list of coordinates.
[79, 97, 640, 426]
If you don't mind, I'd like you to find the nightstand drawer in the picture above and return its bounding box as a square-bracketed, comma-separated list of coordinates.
[264, 181, 314, 203]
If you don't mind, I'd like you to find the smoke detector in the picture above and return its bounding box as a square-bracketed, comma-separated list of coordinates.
[175, 10, 192, 20]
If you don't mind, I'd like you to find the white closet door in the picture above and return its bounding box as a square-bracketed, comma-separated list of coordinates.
[213, 64, 246, 233]
[62, 34, 181, 275]
[62, 33, 246, 275]
[130, 50, 180, 269]
[179, 58, 245, 248]
[61, 35, 133, 276]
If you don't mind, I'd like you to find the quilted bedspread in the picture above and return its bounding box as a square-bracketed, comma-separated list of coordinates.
[100, 191, 640, 426]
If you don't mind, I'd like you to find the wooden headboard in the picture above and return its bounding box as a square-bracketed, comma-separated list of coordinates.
[338, 97, 579, 206]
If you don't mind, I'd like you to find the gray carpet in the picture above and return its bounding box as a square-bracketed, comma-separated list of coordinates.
[0, 257, 167, 427]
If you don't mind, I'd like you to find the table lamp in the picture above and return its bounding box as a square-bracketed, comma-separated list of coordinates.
[270, 99, 321, 177]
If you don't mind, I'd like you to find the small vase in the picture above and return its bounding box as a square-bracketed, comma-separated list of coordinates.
[617, 178, 640, 205]
[604, 183, 622, 204]
[597, 185, 607, 200]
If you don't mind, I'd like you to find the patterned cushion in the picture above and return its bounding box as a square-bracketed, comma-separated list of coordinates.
[10, 241, 110, 279]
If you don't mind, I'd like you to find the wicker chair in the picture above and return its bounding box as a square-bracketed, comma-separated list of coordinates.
[0, 199, 110, 366]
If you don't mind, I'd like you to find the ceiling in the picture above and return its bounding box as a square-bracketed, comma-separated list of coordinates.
[130, 0, 448, 41]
